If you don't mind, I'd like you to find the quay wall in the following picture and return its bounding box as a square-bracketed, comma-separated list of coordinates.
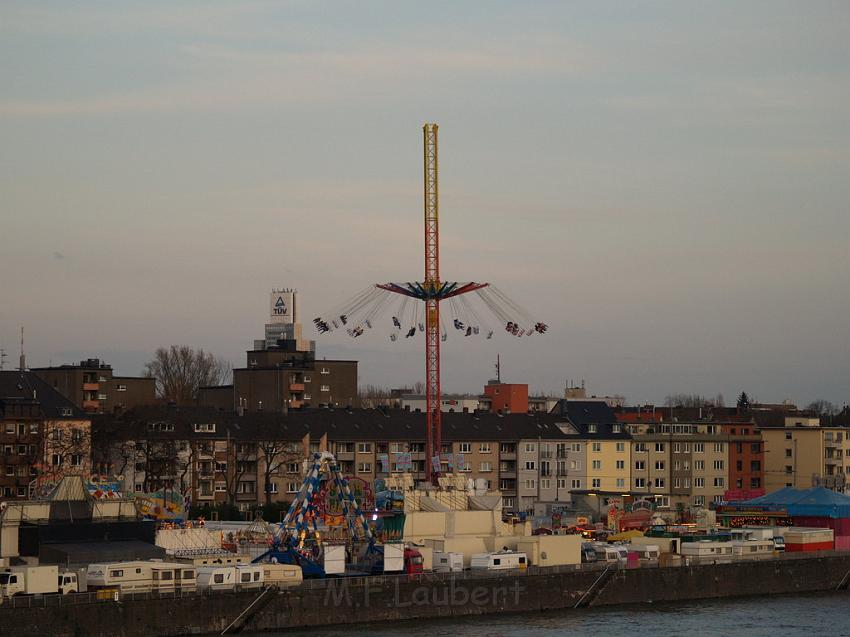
[2, 554, 850, 636]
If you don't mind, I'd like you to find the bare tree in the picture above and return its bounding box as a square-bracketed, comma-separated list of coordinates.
[664, 394, 711, 408]
[258, 440, 302, 505]
[92, 438, 135, 478]
[807, 400, 838, 417]
[139, 440, 182, 493]
[176, 444, 197, 494]
[41, 424, 92, 479]
[144, 345, 231, 404]
[220, 441, 254, 506]
[359, 384, 396, 409]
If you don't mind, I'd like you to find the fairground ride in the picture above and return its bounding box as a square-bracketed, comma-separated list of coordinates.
[314, 124, 548, 482]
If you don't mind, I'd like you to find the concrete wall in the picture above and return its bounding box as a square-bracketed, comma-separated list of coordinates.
[4, 555, 850, 636]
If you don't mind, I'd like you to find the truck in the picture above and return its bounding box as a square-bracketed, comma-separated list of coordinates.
[361, 545, 424, 575]
[0, 565, 72, 598]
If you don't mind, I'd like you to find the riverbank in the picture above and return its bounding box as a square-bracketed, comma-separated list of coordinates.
[3, 552, 850, 636]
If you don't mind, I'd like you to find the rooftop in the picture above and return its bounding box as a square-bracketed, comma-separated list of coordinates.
[93, 406, 573, 443]
[0, 371, 87, 419]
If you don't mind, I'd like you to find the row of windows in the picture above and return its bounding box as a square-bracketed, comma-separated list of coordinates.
[633, 460, 726, 471]
[634, 442, 726, 453]
[634, 477, 725, 489]
[3, 423, 39, 435]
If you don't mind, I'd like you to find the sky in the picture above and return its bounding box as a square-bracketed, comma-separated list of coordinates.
[1, 1, 848, 407]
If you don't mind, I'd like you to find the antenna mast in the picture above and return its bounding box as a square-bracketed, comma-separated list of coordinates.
[19, 327, 26, 371]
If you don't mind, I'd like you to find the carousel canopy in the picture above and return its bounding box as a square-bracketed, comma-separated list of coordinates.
[730, 486, 850, 519]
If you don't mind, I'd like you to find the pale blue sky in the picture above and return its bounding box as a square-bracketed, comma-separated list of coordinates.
[1, 2, 848, 406]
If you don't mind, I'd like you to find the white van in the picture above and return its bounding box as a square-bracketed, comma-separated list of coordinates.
[433, 552, 464, 573]
[469, 552, 527, 571]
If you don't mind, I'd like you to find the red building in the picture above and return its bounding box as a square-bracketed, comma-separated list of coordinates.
[483, 382, 528, 414]
[613, 405, 664, 424]
[720, 422, 765, 501]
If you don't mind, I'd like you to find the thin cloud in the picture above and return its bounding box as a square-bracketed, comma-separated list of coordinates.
[1, 35, 598, 117]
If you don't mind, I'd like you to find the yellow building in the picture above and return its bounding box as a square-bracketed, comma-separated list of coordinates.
[761, 417, 850, 494]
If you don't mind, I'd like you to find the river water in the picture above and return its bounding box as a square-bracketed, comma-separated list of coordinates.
[248, 592, 850, 637]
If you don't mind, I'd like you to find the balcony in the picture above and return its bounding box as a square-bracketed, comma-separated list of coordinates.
[82, 382, 99, 392]
[82, 400, 100, 411]
[289, 383, 305, 393]
[335, 451, 355, 461]
[289, 400, 303, 409]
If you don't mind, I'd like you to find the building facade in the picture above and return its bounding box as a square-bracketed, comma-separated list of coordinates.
[0, 371, 91, 501]
[93, 407, 575, 514]
[198, 289, 358, 412]
[32, 359, 155, 414]
[761, 416, 850, 494]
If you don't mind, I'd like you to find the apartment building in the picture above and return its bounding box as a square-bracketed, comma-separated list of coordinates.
[94, 407, 575, 513]
[626, 420, 764, 508]
[0, 371, 91, 501]
[32, 358, 155, 414]
[760, 416, 850, 494]
[548, 400, 633, 518]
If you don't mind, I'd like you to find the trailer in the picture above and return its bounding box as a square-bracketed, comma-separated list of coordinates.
[87, 562, 154, 592]
[628, 544, 660, 561]
[87, 561, 191, 593]
[731, 540, 774, 558]
[591, 543, 628, 563]
[679, 541, 734, 563]
[196, 565, 265, 592]
[433, 551, 464, 573]
[150, 563, 196, 593]
[234, 564, 264, 591]
[469, 551, 527, 571]
[197, 566, 237, 592]
[260, 563, 303, 589]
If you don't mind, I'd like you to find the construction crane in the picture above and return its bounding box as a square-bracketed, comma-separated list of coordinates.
[314, 124, 548, 483]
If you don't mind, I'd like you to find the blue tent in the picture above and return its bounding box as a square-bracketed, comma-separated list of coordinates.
[733, 486, 850, 518]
